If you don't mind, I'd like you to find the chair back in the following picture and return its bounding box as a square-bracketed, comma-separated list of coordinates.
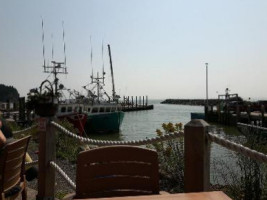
[75, 145, 159, 198]
[0, 136, 31, 195]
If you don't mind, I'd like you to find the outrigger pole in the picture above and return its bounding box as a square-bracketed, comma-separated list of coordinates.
[108, 44, 116, 102]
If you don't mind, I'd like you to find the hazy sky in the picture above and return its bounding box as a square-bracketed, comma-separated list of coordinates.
[1, 0, 267, 100]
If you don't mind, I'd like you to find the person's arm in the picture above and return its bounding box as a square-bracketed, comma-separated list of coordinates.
[0, 130, 6, 149]
[0, 120, 6, 149]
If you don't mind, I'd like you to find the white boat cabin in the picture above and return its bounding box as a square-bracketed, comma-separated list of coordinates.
[84, 104, 122, 114]
[57, 103, 83, 117]
[57, 103, 122, 116]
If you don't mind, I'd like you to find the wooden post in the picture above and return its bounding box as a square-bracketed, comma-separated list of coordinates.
[131, 96, 133, 108]
[127, 96, 130, 109]
[143, 96, 144, 108]
[204, 106, 208, 121]
[236, 105, 240, 123]
[261, 105, 265, 126]
[136, 96, 138, 108]
[247, 105, 251, 123]
[123, 96, 125, 108]
[36, 117, 56, 200]
[226, 104, 230, 125]
[146, 96, 148, 106]
[19, 97, 26, 122]
[184, 119, 210, 192]
[216, 104, 219, 114]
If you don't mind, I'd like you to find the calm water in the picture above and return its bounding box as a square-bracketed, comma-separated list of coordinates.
[121, 100, 203, 140]
[88, 100, 244, 184]
[121, 100, 244, 184]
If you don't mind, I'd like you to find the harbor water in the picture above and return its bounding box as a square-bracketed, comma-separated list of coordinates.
[89, 100, 244, 185]
[120, 100, 242, 181]
[121, 100, 204, 140]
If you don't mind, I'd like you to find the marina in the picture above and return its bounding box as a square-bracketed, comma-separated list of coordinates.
[1, 1, 267, 199]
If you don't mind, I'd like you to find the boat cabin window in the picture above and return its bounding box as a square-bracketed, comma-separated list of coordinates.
[99, 107, 105, 113]
[111, 107, 116, 112]
[61, 107, 66, 113]
[105, 107, 111, 112]
[87, 108, 91, 112]
[92, 107, 98, 113]
[67, 107, 72, 112]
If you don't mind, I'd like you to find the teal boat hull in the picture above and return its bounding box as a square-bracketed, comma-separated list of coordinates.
[191, 112, 205, 120]
[84, 111, 125, 134]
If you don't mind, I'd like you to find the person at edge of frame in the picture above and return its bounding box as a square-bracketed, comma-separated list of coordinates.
[0, 116, 38, 182]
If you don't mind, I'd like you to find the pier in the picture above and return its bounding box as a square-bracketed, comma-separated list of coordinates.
[161, 98, 219, 106]
[121, 96, 154, 112]
[205, 104, 267, 127]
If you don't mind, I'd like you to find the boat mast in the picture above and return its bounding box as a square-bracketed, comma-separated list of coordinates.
[97, 72, 100, 103]
[108, 44, 116, 102]
[41, 20, 67, 96]
[44, 61, 67, 95]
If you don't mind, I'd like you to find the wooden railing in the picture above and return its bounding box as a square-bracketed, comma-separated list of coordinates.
[28, 112, 267, 200]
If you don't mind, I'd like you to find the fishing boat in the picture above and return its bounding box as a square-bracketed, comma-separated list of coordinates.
[33, 21, 123, 134]
[81, 44, 124, 134]
[40, 61, 88, 136]
[83, 103, 124, 134]
[27, 21, 88, 135]
[57, 100, 87, 136]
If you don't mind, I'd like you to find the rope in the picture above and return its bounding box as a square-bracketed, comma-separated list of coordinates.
[208, 132, 267, 163]
[237, 122, 267, 131]
[13, 125, 37, 135]
[50, 161, 76, 190]
[51, 121, 184, 146]
[25, 160, 38, 167]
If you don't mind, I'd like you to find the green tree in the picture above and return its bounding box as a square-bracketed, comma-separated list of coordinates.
[0, 84, 19, 102]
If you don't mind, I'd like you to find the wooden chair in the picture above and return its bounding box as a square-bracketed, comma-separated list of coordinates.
[0, 136, 31, 200]
[75, 145, 159, 198]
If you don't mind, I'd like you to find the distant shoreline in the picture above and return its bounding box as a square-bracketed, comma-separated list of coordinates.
[161, 99, 219, 106]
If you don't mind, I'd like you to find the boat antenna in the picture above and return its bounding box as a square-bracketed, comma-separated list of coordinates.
[42, 21, 68, 96]
[90, 36, 94, 83]
[51, 33, 54, 60]
[107, 44, 116, 102]
[62, 21, 67, 72]
[97, 72, 100, 103]
[102, 39, 105, 84]
[41, 18, 46, 71]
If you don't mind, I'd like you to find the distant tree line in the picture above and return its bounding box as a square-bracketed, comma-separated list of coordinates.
[0, 84, 19, 102]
